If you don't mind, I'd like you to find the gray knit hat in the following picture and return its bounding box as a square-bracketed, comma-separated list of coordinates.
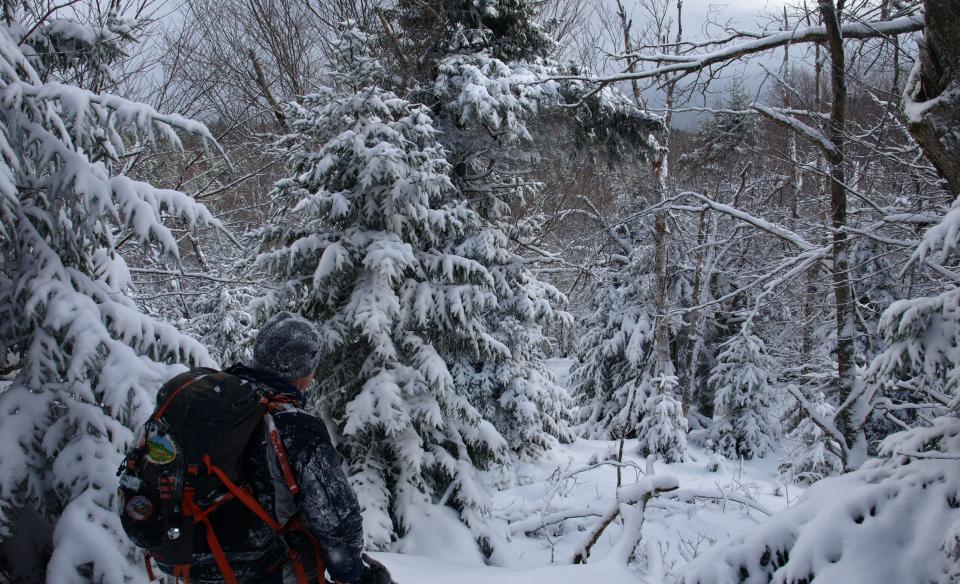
[252, 311, 322, 380]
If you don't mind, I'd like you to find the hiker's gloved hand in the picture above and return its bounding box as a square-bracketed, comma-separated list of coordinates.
[358, 554, 394, 584]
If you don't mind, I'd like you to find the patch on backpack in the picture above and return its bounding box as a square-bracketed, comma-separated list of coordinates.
[145, 434, 177, 465]
[125, 495, 155, 521]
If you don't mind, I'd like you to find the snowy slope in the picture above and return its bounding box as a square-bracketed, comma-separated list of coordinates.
[373, 437, 794, 582]
[374, 552, 642, 584]
[373, 359, 796, 583]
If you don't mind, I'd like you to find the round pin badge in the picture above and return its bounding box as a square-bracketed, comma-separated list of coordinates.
[145, 434, 177, 465]
[125, 495, 155, 521]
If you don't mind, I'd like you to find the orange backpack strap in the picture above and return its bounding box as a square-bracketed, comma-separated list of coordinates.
[172, 564, 191, 584]
[202, 454, 283, 531]
[143, 553, 156, 581]
[260, 402, 329, 583]
[284, 517, 327, 584]
[263, 409, 300, 496]
[189, 406, 329, 584]
[262, 407, 328, 584]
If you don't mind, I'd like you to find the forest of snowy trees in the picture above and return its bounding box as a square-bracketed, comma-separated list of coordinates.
[0, 0, 958, 582]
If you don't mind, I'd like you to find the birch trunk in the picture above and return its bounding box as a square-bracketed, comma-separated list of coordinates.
[819, 0, 866, 470]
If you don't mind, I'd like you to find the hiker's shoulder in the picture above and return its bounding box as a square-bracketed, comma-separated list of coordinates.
[270, 403, 331, 442]
[223, 365, 305, 403]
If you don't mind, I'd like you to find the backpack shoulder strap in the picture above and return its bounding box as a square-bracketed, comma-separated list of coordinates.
[262, 407, 300, 497]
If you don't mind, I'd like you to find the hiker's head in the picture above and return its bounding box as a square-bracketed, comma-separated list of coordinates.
[252, 311, 321, 389]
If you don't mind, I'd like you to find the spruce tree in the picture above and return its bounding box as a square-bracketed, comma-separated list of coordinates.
[390, 0, 574, 460]
[564, 92, 679, 458]
[253, 25, 512, 555]
[778, 392, 844, 484]
[572, 254, 656, 439]
[707, 329, 778, 460]
[570, 210, 689, 462]
[0, 13, 219, 581]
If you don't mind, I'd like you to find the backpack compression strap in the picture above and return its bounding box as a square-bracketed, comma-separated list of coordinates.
[154, 372, 209, 420]
[200, 454, 327, 584]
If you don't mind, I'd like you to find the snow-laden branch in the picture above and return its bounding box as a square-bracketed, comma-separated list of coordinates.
[556, 459, 648, 482]
[555, 15, 923, 85]
[128, 268, 262, 285]
[570, 475, 679, 564]
[661, 105, 830, 120]
[13, 81, 222, 156]
[510, 504, 605, 535]
[751, 103, 838, 159]
[911, 199, 960, 266]
[666, 488, 772, 516]
[888, 450, 960, 460]
[784, 384, 848, 458]
[676, 191, 818, 251]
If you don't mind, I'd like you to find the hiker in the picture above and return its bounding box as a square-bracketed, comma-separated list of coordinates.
[119, 311, 390, 584]
[190, 310, 365, 583]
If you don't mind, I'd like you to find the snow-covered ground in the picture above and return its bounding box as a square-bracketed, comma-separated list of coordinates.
[373, 359, 798, 583]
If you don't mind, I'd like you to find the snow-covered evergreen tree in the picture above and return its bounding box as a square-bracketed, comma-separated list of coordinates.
[181, 285, 257, 366]
[571, 253, 655, 439]
[707, 329, 778, 460]
[391, 0, 575, 460]
[569, 218, 688, 462]
[564, 91, 676, 457]
[391, 0, 553, 68]
[466, 299, 575, 459]
[0, 13, 218, 582]
[686, 77, 759, 169]
[635, 374, 689, 462]
[253, 24, 514, 557]
[778, 391, 843, 484]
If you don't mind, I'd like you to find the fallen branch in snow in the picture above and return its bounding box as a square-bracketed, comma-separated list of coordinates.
[510, 505, 605, 535]
[890, 450, 960, 460]
[512, 483, 770, 538]
[570, 475, 679, 564]
[666, 488, 772, 517]
[558, 459, 648, 482]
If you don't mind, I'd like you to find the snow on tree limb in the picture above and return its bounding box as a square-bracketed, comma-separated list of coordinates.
[750, 103, 838, 159]
[570, 475, 679, 565]
[784, 383, 849, 458]
[675, 192, 819, 251]
[553, 14, 924, 86]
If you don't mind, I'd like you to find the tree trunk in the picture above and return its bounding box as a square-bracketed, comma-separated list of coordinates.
[905, 0, 960, 197]
[652, 209, 673, 378]
[819, 0, 865, 470]
[652, 0, 682, 382]
[681, 208, 708, 414]
[616, 0, 644, 108]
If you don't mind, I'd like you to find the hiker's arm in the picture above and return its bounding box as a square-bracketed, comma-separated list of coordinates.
[295, 427, 365, 583]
